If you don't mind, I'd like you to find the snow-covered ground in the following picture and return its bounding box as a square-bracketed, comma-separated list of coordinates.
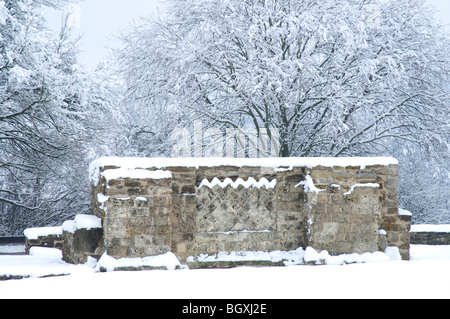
[0, 245, 450, 299]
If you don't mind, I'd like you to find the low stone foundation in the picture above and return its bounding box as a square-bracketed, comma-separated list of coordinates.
[24, 227, 64, 254]
[86, 157, 410, 266]
[410, 225, 450, 245]
[22, 216, 103, 264]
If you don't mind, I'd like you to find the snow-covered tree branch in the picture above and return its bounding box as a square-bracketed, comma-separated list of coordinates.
[0, 0, 124, 235]
[117, 0, 449, 223]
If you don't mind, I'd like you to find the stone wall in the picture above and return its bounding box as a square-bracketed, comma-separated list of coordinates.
[410, 225, 450, 245]
[89, 157, 410, 266]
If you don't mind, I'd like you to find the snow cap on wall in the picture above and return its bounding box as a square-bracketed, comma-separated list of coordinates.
[89, 156, 398, 185]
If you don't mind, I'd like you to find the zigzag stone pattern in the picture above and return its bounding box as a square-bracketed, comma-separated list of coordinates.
[199, 177, 277, 189]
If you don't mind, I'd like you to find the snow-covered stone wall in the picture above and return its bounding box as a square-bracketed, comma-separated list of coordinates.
[87, 157, 410, 266]
[410, 225, 450, 245]
[24, 227, 63, 254]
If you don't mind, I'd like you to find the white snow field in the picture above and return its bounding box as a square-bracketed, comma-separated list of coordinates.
[0, 245, 450, 299]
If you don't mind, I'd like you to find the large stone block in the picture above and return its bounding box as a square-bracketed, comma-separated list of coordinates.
[62, 215, 103, 264]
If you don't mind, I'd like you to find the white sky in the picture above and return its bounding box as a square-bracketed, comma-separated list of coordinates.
[46, 0, 450, 71]
[46, 0, 163, 70]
